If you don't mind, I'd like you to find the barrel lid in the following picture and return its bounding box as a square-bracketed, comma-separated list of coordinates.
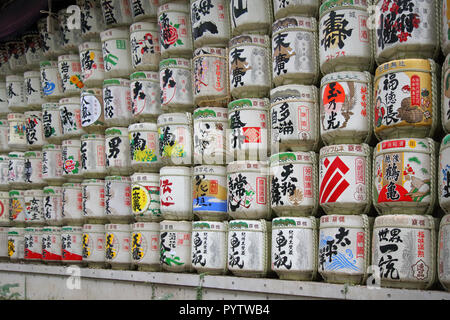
[100, 28, 129, 41]
[130, 71, 159, 81]
[374, 214, 433, 229]
[160, 166, 192, 176]
[130, 21, 158, 32]
[227, 161, 269, 173]
[228, 219, 266, 231]
[272, 216, 314, 229]
[192, 221, 227, 231]
[375, 138, 432, 155]
[59, 96, 80, 105]
[157, 2, 189, 14]
[320, 0, 368, 16]
[193, 107, 228, 121]
[375, 59, 432, 79]
[132, 221, 160, 231]
[229, 34, 270, 48]
[193, 165, 226, 176]
[103, 78, 130, 87]
[270, 151, 315, 166]
[24, 151, 43, 158]
[79, 41, 102, 51]
[320, 70, 372, 86]
[320, 214, 367, 229]
[105, 127, 128, 137]
[128, 122, 157, 131]
[159, 58, 191, 69]
[272, 15, 316, 34]
[228, 98, 269, 112]
[270, 84, 317, 104]
[157, 112, 191, 125]
[193, 47, 227, 58]
[131, 172, 160, 182]
[320, 143, 369, 157]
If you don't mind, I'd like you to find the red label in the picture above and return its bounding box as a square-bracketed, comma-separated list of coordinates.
[42, 250, 62, 261]
[209, 180, 218, 195]
[243, 127, 261, 143]
[381, 139, 406, 150]
[410, 75, 420, 106]
[355, 157, 365, 184]
[298, 106, 310, 132]
[303, 166, 313, 198]
[356, 232, 365, 258]
[256, 177, 266, 205]
[25, 249, 42, 260]
[62, 250, 83, 261]
[320, 157, 350, 203]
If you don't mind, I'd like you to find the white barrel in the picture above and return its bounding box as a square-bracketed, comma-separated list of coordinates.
[42, 103, 64, 144]
[0, 155, 8, 190]
[320, 71, 373, 144]
[79, 42, 105, 87]
[0, 227, 8, 259]
[193, 165, 228, 221]
[193, 47, 229, 107]
[24, 189, 44, 226]
[42, 144, 64, 185]
[227, 219, 271, 278]
[372, 214, 436, 289]
[43, 186, 63, 226]
[62, 139, 82, 181]
[228, 98, 269, 161]
[78, 0, 106, 40]
[129, 122, 161, 172]
[157, 113, 193, 166]
[105, 223, 132, 269]
[41, 226, 62, 264]
[100, 28, 132, 78]
[58, 54, 84, 95]
[191, 221, 228, 275]
[0, 120, 8, 153]
[160, 220, 193, 272]
[319, 143, 371, 215]
[272, 16, 319, 86]
[374, 0, 439, 64]
[58, 8, 82, 53]
[80, 88, 106, 134]
[103, 78, 133, 127]
[131, 222, 161, 271]
[373, 138, 436, 215]
[24, 151, 45, 188]
[82, 179, 106, 224]
[62, 183, 84, 226]
[8, 152, 26, 189]
[24, 227, 42, 262]
[61, 226, 84, 264]
[25, 111, 47, 149]
[22, 31, 44, 68]
[319, 0, 373, 75]
[82, 223, 106, 268]
[40, 61, 64, 100]
[105, 127, 131, 175]
[0, 45, 11, 77]
[229, 34, 271, 99]
[59, 97, 85, 139]
[130, 0, 159, 21]
[160, 166, 193, 221]
[318, 214, 370, 284]
[0, 192, 10, 226]
[273, 0, 318, 20]
[80, 134, 106, 178]
[227, 161, 271, 220]
[229, 0, 273, 36]
[158, 2, 193, 58]
[130, 21, 161, 71]
[7, 113, 27, 151]
[9, 190, 26, 227]
[105, 176, 133, 223]
[438, 214, 450, 291]
[130, 71, 162, 121]
[270, 152, 318, 217]
[100, 0, 133, 27]
[24, 71, 45, 109]
[190, 0, 230, 48]
[442, 54, 450, 133]
[131, 173, 161, 222]
[6, 75, 25, 112]
[0, 84, 8, 116]
[159, 58, 194, 112]
[271, 216, 317, 280]
[270, 85, 320, 153]
[440, 135, 450, 214]
[6, 40, 26, 73]
[374, 59, 438, 140]
[8, 227, 25, 261]
[37, 17, 64, 59]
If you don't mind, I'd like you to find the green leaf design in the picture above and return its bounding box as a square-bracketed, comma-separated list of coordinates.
[176, 39, 183, 45]
[173, 24, 180, 28]
[408, 157, 421, 165]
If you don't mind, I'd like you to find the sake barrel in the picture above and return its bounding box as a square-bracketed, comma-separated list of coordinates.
[100, 0, 133, 27]
[227, 219, 272, 278]
[228, 98, 269, 161]
[270, 151, 318, 217]
[157, 113, 194, 166]
[59, 97, 85, 139]
[271, 216, 317, 281]
[319, 0, 373, 75]
[8, 152, 27, 189]
[190, 0, 230, 48]
[0, 155, 8, 190]
[22, 31, 44, 69]
[8, 227, 25, 262]
[441, 54, 450, 133]
[193, 165, 228, 221]
[373, 138, 436, 215]
[191, 221, 228, 275]
[42, 102, 64, 144]
[105, 127, 132, 175]
[272, 16, 319, 86]
[438, 214, 450, 291]
[0, 45, 11, 77]
[273, 0, 319, 20]
[374, 59, 438, 140]
[158, 2, 193, 58]
[372, 214, 436, 289]
[318, 214, 370, 284]
[130, 21, 161, 71]
[100, 28, 133, 78]
[42, 144, 64, 185]
[0, 83, 8, 116]
[270, 85, 320, 153]
[82, 223, 106, 268]
[7, 113, 27, 151]
[229, 0, 273, 36]
[374, 0, 439, 64]
[103, 78, 133, 127]
[37, 16, 64, 59]
[159, 58, 194, 112]
[58, 54, 84, 95]
[24, 227, 42, 262]
[131, 172, 162, 222]
[80, 88, 106, 134]
[5, 75, 25, 112]
[24, 151, 45, 188]
[229, 34, 271, 99]
[105, 176, 133, 224]
[105, 223, 132, 270]
[43, 186, 63, 226]
[6, 40, 26, 73]
[40, 61, 64, 100]
[24, 189, 44, 226]
[24, 111, 47, 150]
[62, 183, 84, 226]
[62, 139, 82, 181]
[79, 42, 105, 87]
[227, 161, 271, 220]
[0, 120, 8, 153]
[23, 71, 45, 110]
[159, 166, 193, 221]
[9, 190, 26, 226]
[0, 227, 8, 260]
[77, 0, 106, 40]
[160, 220, 193, 272]
[319, 143, 371, 215]
[129, 122, 162, 172]
[131, 222, 161, 271]
[80, 134, 107, 178]
[320, 71, 373, 145]
[130, 0, 159, 21]
[82, 179, 106, 224]
[193, 47, 229, 107]
[440, 134, 450, 214]
[130, 71, 162, 121]
[61, 225, 84, 264]
[57, 8, 82, 53]
[41, 226, 62, 264]
[0, 192, 10, 226]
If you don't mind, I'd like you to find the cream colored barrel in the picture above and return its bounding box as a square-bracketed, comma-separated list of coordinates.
[100, 0, 133, 27]
[79, 42, 105, 87]
[24, 71, 45, 110]
[41, 226, 62, 265]
[80, 134, 107, 178]
[61, 139, 82, 181]
[40, 61, 64, 101]
[229, 0, 273, 36]
[61, 226, 84, 264]
[130, 71, 162, 121]
[103, 78, 133, 127]
[8, 227, 25, 262]
[438, 214, 450, 291]
[105, 223, 132, 270]
[80, 88, 106, 134]
[9, 190, 26, 227]
[42, 144, 64, 186]
[131, 222, 161, 271]
[129, 122, 162, 172]
[6, 75, 25, 112]
[7, 113, 27, 151]
[0, 226, 8, 260]
[442, 54, 450, 133]
[0, 192, 10, 226]
[160, 220, 193, 273]
[82, 223, 106, 268]
[25, 111, 47, 150]
[100, 28, 133, 78]
[273, 0, 318, 20]
[62, 183, 84, 226]
[24, 227, 42, 263]
[57, 54, 84, 95]
[77, 0, 105, 41]
[130, 21, 160, 71]
[43, 186, 63, 226]
[82, 179, 106, 224]
[105, 176, 133, 224]
[24, 189, 44, 226]
[105, 127, 132, 176]
[131, 173, 162, 222]
[24, 151, 45, 188]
